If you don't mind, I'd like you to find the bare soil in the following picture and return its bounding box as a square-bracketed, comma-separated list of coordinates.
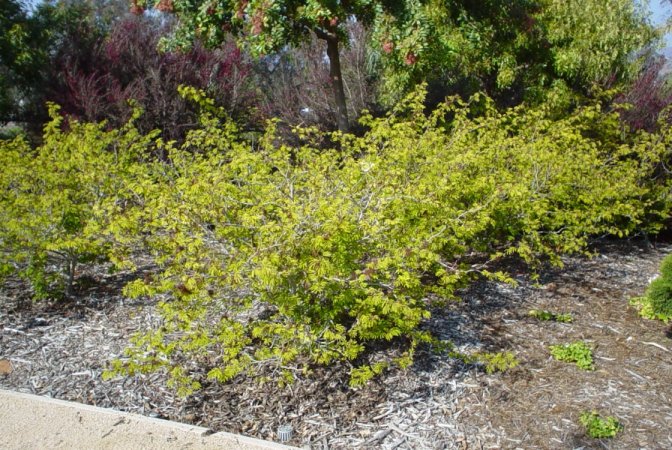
[1, 239, 671, 449]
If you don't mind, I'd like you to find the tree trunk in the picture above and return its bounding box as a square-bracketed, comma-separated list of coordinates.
[325, 36, 349, 132]
[64, 256, 76, 299]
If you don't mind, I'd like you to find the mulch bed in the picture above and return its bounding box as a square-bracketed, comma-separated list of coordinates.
[1, 239, 671, 449]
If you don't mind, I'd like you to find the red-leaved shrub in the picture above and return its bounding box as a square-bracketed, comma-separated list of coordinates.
[49, 15, 259, 140]
[617, 54, 672, 132]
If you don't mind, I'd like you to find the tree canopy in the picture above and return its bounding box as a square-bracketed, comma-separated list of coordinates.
[0, 0, 665, 132]
[373, 0, 659, 106]
[135, 0, 391, 130]
[131, 0, 660, 130]
[0, 0, 49, 121]
[0, 0, 108, 124]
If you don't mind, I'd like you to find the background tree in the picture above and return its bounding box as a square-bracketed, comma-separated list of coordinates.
[137, 0, 506, 132]
[616, 54, 672, 132]
[135, 0, 661, 131]
[372, 0, 659, 108]
[47, 14, 259, 141]
[134, 0, 391, 131]
[0, 0, 109, 128]
[0, 0, 50, 123]
[0, 0, 257, 140]
[255, 20, 380, 131]
[2, 0, 663, 134]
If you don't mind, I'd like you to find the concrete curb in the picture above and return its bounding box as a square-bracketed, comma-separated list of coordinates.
[0, 389, 297, 450]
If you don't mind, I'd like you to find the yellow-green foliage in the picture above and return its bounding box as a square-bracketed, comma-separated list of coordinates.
[0, 105, 154, 298]
[470, 351, 520, 374]
[101, 88, 671, 392]
[4, 87, 669, 391]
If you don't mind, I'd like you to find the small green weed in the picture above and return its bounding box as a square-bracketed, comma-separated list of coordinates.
[579, 411, 623, 438]
[529, 309, 573, 323]
[471, 351, 520, 374]
[549, 341, 594, 370]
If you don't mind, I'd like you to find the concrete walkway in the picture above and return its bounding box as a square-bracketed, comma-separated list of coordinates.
[0, 389, 297, 450]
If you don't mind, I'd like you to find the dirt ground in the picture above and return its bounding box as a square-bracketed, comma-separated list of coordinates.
[450, 241, 672, 449]
[1, 239, 671, 449]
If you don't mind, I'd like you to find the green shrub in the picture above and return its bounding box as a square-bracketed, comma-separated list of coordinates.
[632, 253, 672, 322]
[99, 86, 672, 393]
[549, 341, 594, 370]
[630, 296, 671, 322]
[659, 253, 672, 278]
[0, 105, 154, 299]
[580, 411, 623, 439]
[529, 309, 573, 323]
[3, 86, 669, 392]
[646, 276, 672, 318]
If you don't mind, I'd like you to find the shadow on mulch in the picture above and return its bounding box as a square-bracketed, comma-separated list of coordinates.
[446, 237, 672, 449]
[1, 263, 156, 321]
